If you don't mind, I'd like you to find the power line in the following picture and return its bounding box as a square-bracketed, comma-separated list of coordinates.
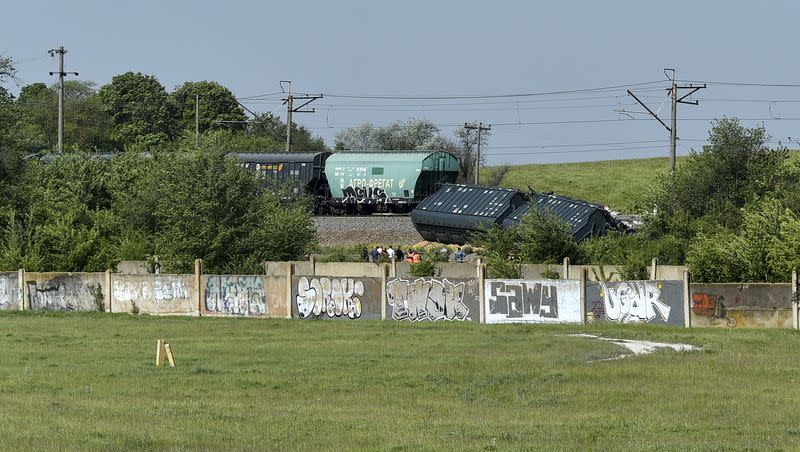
[323, 80, 667, 100]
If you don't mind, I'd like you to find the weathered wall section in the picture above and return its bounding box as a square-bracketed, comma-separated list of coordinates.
[25, 272, 106, 312]
[0, 272, 21, 311]
[386, 277, 480, 322]
[485, 279, 581, 324]
[111, 274, 196, 315]
[292, 276, 382, 320]
[204, 275, 267, 317]
[586, 280, 685, 326]
[690, 283, 793, 328]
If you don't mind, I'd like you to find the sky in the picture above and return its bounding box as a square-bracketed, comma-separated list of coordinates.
[3, 0, 800, 164]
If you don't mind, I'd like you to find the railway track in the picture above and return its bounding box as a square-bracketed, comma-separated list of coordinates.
[313, 215, 422, 246]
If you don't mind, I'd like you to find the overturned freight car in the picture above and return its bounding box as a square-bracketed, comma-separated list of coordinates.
[411, 184, 619, 245]
[410, 184, 529, 244]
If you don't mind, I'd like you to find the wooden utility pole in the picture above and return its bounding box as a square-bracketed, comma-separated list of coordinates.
[464, 122, 491, 184]
[627, 68, 705, 173]
[281, 80, 322, 152]
[48, 46, 78, 153]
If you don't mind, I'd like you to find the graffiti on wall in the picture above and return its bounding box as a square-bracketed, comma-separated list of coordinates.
[691, 292, 732, 324]
[28, 277, 101, 311]
[589, 281, 673, 324]
[341, 186, 389, 204]
[205, 275, 266, 316]
[113, 277, 190, 303]
[0, 274, 19, 310]
[486, 280, 581, 323]
[296, 277, 364, 319]
[690, 287, 793, 328]
[386, 278, 470, 322]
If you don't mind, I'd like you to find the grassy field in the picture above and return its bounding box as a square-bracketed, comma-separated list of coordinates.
[1, 312, 799, 450]
[481, 157, 674, 212]
[482, 151, 800, 213]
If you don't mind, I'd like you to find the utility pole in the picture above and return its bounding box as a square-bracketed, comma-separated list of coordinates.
[48, 46, 78, 153]
[627, 68, 705, 173]
[195, 94, 200, 148]
[281, 80, 322, 152]
[464, 122, 491, 185]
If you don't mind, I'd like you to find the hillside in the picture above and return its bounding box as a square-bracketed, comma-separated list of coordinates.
[483, 151, 800, 213]
[480, 157, 672, 213]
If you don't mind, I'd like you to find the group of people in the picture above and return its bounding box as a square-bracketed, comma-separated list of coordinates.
[363, 246, 467, 263]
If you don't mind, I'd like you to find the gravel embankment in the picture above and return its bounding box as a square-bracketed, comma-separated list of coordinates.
[313, 215, 423, 247]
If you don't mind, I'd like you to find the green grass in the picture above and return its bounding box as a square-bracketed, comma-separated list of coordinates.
[1, 312, 799, 450]
[482, 150, 800, 213]
[482, 157, 673, 212]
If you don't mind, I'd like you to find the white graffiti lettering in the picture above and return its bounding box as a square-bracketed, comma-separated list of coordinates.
[386, 278, 470, 322]
[488, 281, 558, 319]
[599, 281, 671, 323]
[205, 276, 266, 316]
[0, 275, 18, 309]
[296, 277, 364, 319]
[113, 277, 190, 303]
[341, 186, 389, 204]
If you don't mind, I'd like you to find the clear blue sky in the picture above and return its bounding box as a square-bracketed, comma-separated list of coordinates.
[3, 0, 800, 164]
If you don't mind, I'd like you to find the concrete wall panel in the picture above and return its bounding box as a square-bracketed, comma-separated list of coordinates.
[292, 276, 382, 320]
[26, 272, 106, 312]
[386, 277, 480, 323]
[314, 263, 383, 278]
[111, 274, 196, 315]
[0, 272, 21, 311]
[203, 275, 267, 317]
[485, 279, 581, 324]
[586, 280, 685, 325]
[265, 276, 288, 318]
[690, 283, 793, 328]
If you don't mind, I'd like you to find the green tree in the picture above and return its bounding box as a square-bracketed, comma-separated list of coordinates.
[517, 207, 578, 265]
[641, 118, 796, 240]
[169, 81, 246, 133]
[334, 118, 487, 181]
[686, 197, 800, 282]
[98, 72, 176, 146]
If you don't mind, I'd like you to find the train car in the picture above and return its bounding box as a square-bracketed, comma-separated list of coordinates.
[325, 151, 459, 214]
[235, 152, 332, 210]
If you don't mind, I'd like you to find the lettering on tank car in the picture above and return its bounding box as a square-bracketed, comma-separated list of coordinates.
[346, 178, 395, 189]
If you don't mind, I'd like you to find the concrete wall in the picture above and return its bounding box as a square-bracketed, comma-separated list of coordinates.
[485, 279, 581, 324]
[0, 272, 21, 311]
[265, 276, 289, 318]
[203, 275, 267, 317]
[386, 277, 480, 322]
[25, 272, 106, 312]
[314, 262, 384, 278]
[586, 280, 685, 326]
[292, 276, 382, 320]
[111, 274, 196, 316]
[690, 283, 793, 328]
[656, 266, 688, 281]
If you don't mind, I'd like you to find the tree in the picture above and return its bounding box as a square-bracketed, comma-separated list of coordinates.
[0, 54, 15, 86]
[686, 197, 800, 282]
[169, 81, 246, 133]
[97, 72, 176, 146]
[334, 118, 489, 182]
[16, 81, 114, 152]
[517, 207, 578, 265]
[335, 119, 446, 151]
[641, 118, 796, 239]
[452, 124, 490, 183]
[16, 82, 57, 150]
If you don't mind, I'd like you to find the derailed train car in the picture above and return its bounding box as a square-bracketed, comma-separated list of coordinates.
[236, 150, 460, 214]
[411, 183, 622, 245]
[324, 151, 459, 214]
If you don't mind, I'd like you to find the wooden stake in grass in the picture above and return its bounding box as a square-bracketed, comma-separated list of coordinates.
[156, 339, 176, 367]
